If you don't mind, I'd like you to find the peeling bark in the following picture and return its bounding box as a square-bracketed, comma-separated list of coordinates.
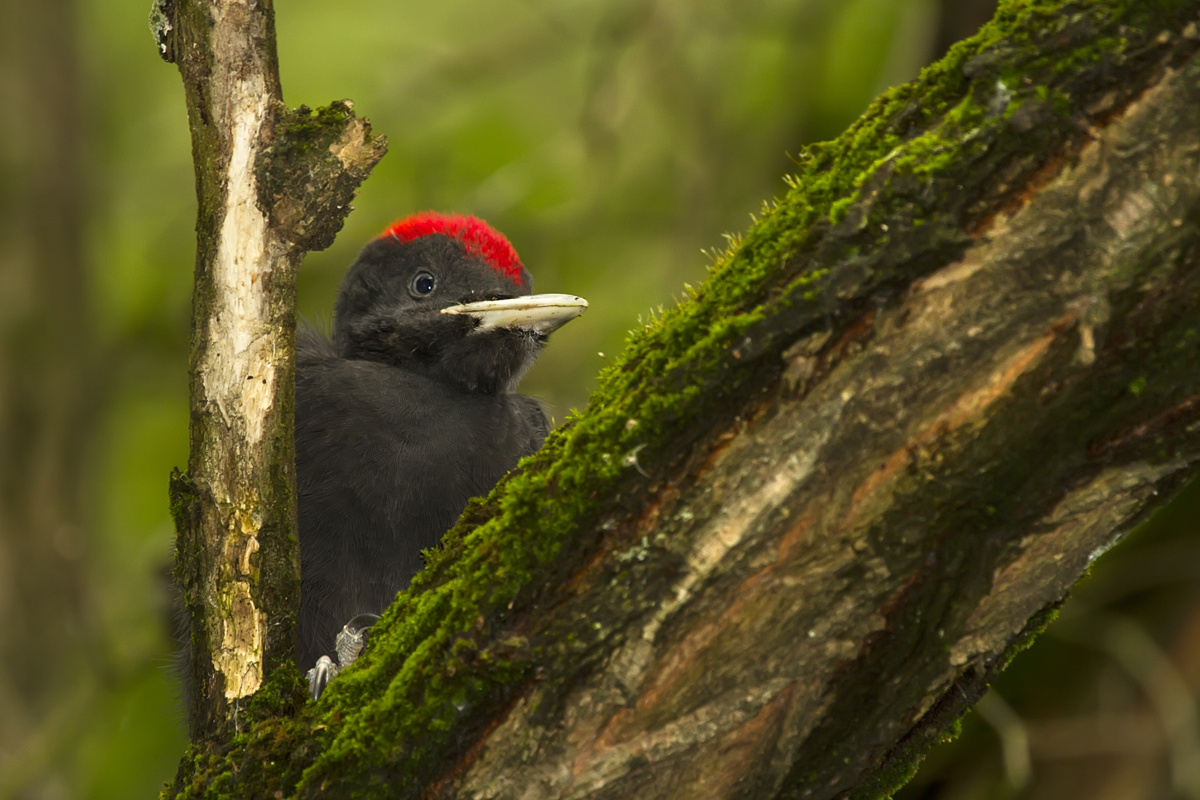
[430, 25, 1200, 800]
[165, 1, 1200, 797]
[157, 0, 385, 740]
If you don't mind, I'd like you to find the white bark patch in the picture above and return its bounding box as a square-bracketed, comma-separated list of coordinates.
[215, 513, 266, 699]
[201, 74, 277, 452]
[201, 63, 274, 699]
[914, 248, 987, 292]
[1106, 184, 1159, 241]
[331, 113, 369, 166]
[615, 398, 845, 696]
[221, 583, 265, 699]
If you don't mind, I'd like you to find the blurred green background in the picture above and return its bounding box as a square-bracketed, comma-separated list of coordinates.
[1, 0, 1196, 797]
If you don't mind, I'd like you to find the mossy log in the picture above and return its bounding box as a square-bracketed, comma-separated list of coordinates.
[165, 0, 1200, 797]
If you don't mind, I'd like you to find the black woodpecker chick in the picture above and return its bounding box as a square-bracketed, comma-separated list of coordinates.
[296, 213, 585, 674]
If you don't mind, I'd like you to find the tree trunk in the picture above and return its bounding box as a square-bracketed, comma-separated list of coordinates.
[166, 0, 1200, 797]
[156, 0, 385, 740]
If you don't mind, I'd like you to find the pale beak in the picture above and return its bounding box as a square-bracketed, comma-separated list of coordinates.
[441, 293, 588, 335]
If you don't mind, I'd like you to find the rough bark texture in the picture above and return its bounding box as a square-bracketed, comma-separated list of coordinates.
[168, 0, 1200, 797]
[156, 0, 386, 741]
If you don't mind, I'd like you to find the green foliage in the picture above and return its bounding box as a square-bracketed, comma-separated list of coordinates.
[36, 0, 1200, 797]
[71, 0, 937, 794]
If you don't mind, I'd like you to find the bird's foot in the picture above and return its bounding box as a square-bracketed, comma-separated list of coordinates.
[306, 613, 380, 700]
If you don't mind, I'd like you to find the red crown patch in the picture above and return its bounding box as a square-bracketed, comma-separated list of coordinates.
[380, 212, 526, 286]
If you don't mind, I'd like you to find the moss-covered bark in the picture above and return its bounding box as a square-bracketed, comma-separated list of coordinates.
[166, 0, 1200, 796]
[155, 0, 385, 743]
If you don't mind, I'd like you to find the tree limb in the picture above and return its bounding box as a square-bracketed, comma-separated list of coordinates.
[167, 0, 1200, 796]
[155, 0, 385, 740]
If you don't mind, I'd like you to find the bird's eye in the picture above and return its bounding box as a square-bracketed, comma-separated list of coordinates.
[410, 271, 436, 296]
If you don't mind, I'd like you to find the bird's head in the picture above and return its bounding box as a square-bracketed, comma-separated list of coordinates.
[332, 212, 586, 394]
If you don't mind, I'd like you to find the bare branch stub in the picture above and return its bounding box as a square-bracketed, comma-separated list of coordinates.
[156, 0, 385, 740]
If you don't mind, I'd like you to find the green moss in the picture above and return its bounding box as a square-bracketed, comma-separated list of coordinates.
[167, 468, 194, 535]
[242, 666, 307, 726]
[275, 103, 353, 150]
[854, 752, 924, 800]
[174, 0, 1200, 795]
[256, 100, 387, 252]
[1002, 603, 1062, 671]
[307, 0, 1187, 789]
[830, 196, 854, 224]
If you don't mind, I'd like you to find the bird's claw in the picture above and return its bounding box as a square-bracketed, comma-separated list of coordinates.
[307, 655, 339, 700]
[306, 613, 381, 700]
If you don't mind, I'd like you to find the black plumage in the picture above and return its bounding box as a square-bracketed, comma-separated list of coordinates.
[295, 215, 582, 670]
